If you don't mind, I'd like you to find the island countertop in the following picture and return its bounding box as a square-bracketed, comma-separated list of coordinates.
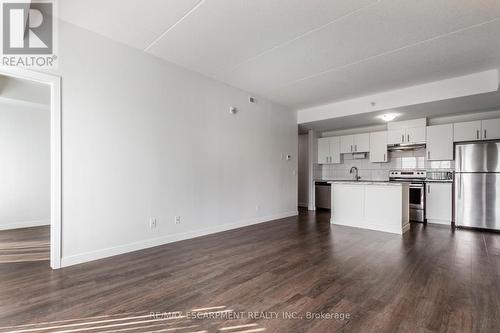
[330, 181, 410, 234]
[327, 180, 406, 186]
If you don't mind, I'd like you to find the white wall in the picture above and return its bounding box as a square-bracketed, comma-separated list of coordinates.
[297, 134, 309, 207]
[0, 103, 50, 230]
[48, 21, 297, 266]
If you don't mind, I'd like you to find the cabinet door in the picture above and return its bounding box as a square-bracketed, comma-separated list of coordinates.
[353, 133, 370, 152]
[426, 124, 453, 161]
[482, 118, 500, 140]
[453, 121, 481, 142]
[329, 137, 341, 163]
[387, 129, 405, 144]
[369, 131, 388, 163]
[406, 126, 426, 144]
[426, 183, 452, 224]
[340, 135, 354, 154]
[317, 138, 330, 164]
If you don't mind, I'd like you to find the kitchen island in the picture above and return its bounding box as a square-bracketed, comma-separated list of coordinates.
[328, 181, 410, 234]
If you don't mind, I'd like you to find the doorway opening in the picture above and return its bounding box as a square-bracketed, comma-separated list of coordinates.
[0, 67, 61, 269]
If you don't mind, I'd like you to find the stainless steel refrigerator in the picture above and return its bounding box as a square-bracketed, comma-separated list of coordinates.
[455, 141, 500, 231]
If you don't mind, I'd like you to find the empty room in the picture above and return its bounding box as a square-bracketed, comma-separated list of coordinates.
[1, 1, 500, 332]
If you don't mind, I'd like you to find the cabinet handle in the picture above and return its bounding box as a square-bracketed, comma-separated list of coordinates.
[401, 134, 404, 143]
[427, 151, 430, 160]
[484, 129, 487, 139]
[383, 153, 386, 162]
[428, 185, 430, 194]
[350, 145, 353, 152]
[407, 134, 410, 142]
[477, 130, 479, 139]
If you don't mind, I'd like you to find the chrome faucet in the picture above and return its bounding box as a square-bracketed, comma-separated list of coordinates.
[350, 166, 361, 181]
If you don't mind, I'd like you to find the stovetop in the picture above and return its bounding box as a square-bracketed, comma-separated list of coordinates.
[389, 170, 426, 182]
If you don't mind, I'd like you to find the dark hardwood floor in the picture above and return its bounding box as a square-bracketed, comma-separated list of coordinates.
[0, 226, 49, 264]
[1, 210, 499, 332]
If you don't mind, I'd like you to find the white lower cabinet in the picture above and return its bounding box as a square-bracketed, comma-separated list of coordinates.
[425, 183, 452, 225]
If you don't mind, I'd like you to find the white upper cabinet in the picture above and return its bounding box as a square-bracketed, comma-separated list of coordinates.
[426, 183, 452, 224]
[317, 136, 341, 164]
[406, 126, 426, 144]
[353, 133, 370, 152]
[453, 118, 500, 142]
[317, 137, 330, 164]
[340, 135, 354, 154]
[329, 137, 341, 163]
[482, 118, 500, 140]
[340, 133, 369, 153]
[369, 131, 388, 163]
[453, 121, 481, 142]
[387, 127, 425, 144]
[387, 129, 405, 145]
[387, 118, 426, 145]
[426, 124, 453, 161]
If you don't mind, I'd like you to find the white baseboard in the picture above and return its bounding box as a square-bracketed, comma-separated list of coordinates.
[61, 210, 298, 268]
[0, 219, 50, 230]
[330, 218, 405, 235]
[426, 219, 452, 226]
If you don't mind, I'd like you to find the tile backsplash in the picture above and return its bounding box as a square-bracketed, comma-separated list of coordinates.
[316, 148, 454, 181]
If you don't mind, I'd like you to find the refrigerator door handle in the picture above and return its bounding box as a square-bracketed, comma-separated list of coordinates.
[457, 174, 461, 199]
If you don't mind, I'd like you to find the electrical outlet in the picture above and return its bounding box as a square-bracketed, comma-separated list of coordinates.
[175, 216, 181, 224]
[149, 218, 157, 229]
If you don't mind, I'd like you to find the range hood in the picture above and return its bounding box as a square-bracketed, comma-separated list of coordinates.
[387, 143, 426, 151]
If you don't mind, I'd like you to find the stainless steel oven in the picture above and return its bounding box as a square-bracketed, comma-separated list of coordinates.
[389, 170, 426, 222]
[409, 182, 425, 222]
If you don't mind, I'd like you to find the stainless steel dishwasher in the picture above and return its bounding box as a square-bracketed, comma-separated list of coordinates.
[315, 181, 331, 209]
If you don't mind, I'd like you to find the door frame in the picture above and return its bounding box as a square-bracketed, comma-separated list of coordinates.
[0, 66, 62, 269]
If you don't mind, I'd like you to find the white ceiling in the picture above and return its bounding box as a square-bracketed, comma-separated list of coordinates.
[59, 0, 500, 111]
[298, 90, 500, 133]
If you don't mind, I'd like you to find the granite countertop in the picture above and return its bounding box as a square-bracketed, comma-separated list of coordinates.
[315, 179, 407, 186]
[315, 179, 389, 183]
[328, 180, 404, 186]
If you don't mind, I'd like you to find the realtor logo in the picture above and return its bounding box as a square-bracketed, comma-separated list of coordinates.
[1, 0, 57, 68]
[2, 1, 53, 54]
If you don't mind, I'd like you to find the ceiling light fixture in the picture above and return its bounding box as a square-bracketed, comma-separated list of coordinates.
[377, 113, 400, 122]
